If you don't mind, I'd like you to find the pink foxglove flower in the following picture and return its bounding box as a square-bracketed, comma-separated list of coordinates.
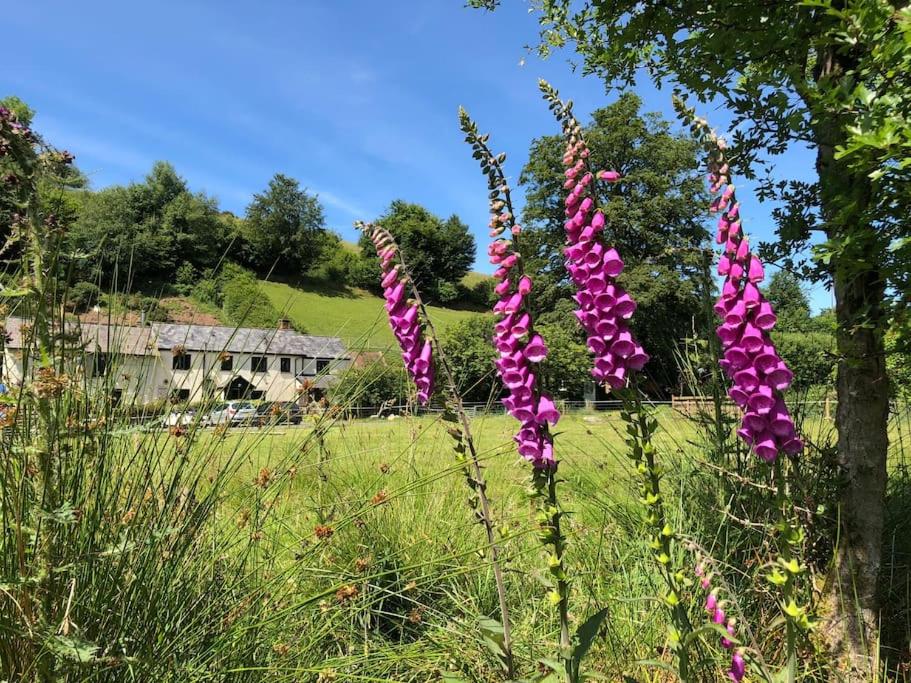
[554, 99, 648, 388]
[489, 232, 558, 469]
[707, 139, 803, 461]
[695, 556, 748, 681]
[361, 223, 435, 404]
[462, 111, 559, 470]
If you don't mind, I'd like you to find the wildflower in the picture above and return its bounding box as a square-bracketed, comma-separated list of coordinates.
[358, 222, 435, 404]
[370, 490, 388, 505]
[464, 119, 557, 470]
[314, 524, 334, 540]
[32, 367, 69, 399]
[355, 556, 371, 573]
[554, 95, 648, 389]
[272, 642, 291, 657]
[253, 467, 272, 488]
[707, 138, 802, 461]
[335, 585, 358, 602]
[728, 650, 746, 682]
[695, 555, 748, 681]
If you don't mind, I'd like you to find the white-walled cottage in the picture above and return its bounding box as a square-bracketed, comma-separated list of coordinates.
[2, 317, 349, 404]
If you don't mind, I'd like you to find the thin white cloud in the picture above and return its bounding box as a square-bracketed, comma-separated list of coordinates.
[313, 188, 368, 218]
[38, 117, 151, 174]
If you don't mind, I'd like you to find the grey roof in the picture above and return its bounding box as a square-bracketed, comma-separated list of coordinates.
[153, 323, 347, 358]
[4, 317, 348, 359]
[4, 317, 154, 356]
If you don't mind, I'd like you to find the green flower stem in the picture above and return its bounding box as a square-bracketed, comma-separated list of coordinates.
[620, 386, 693, 680]
[771, 458, 808, 682]
[531, 466, 573, 681]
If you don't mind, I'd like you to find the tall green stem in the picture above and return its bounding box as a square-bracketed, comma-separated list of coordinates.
[621, 386, 693, 679]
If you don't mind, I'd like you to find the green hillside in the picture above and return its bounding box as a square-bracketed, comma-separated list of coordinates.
[259, 280, 481, 350]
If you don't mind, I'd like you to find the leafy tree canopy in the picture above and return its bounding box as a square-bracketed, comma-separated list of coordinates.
[359, 200, 476, 303]
[69, 161, 229, 285]
[243, 173, 327, 274]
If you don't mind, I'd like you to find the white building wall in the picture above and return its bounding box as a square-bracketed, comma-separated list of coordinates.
[2, 347, 349, 405]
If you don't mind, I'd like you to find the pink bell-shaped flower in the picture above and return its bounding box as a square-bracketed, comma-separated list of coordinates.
[524, 334, 549, 363]
[536, 394, 561, 425]
[602, 248, 624, 277]
[747, 385, 776, 415]
[754, 301, 777, 330]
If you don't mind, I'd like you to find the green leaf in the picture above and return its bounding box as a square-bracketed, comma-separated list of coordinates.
[41, 502, 79, 525]
[45, 635, 100, 664]
[573, 607, 610, 670]
[478, 617, 508, 671]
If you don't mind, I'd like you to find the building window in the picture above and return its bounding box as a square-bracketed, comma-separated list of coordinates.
[220, 355, 233, 371]
[251, 356, 267, 373]
[171, 388, 190, 402]
[172, 353, 191, 371]
[316, 358, 330, 373]
[280, 357, 291, 373]
[92, 353, 109, 377]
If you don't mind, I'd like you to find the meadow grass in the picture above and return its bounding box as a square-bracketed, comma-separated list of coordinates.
[143, 407, 861, 681]
[259, 280, 480, 349]
[5, 396, 908, 681]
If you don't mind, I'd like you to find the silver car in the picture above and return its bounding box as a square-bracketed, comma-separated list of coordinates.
[203, 401, 257, 426]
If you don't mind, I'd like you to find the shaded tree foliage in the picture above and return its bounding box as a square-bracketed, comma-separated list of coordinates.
[69, 162, 229, 285]
[359, 200, 476, 303]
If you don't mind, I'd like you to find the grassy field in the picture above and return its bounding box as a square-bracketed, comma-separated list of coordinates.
[6, 399, 908, 681]
[138, 406, 871, 681]
[260, 279, 481, 349]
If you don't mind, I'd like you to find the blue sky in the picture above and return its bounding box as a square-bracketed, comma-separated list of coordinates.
[4, 0, 830, 310]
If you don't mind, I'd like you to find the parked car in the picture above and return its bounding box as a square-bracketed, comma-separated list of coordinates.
[203, 401, 257, 426]
[254, 401, 302, 426]
[162, 409, 196, 427]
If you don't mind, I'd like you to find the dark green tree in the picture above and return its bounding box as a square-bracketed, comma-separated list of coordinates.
[518, 94, 711, 391]
[69, 162, 228, 285]
[469, 0, 911, 668]
[243, 173, 327, 274]
[765, 270, 812, 333]
[359, 200, 476, 302]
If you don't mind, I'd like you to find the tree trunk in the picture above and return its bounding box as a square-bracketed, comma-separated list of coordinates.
[816, 141, 890, 679]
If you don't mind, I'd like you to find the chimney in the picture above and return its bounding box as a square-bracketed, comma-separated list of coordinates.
[278, 318, 292, 331]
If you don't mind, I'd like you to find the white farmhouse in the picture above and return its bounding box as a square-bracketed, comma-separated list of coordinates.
[2, 317, 349, 405]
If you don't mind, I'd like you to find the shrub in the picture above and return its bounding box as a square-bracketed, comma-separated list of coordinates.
[66, 281, 102, 312]
[775, 331, 837, 390]
[190, 277, 220, 307]
[331, 361, 410, 408]
[221, 273, 281, 328]
[174, 261, 197, 295]
[434, 279, 459, 304]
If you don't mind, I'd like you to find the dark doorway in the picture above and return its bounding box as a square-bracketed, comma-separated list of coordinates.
[224, 376, 257, 400]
